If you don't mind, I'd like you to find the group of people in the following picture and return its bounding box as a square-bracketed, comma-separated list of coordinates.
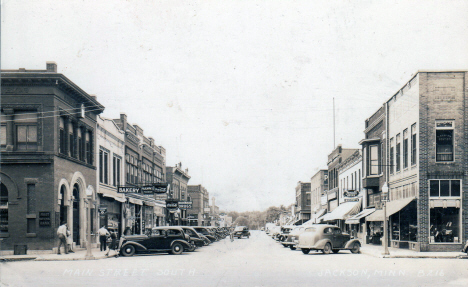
[57, 222, 119, 256]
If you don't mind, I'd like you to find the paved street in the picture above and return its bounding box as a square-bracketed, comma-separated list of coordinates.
[1, 231, 467, 287]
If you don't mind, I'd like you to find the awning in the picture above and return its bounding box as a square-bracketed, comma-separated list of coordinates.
[321, 200, 361, 222]
[366, 197, 415, 222]
[128, 197, 143, 205]
[293, 219, 307, 226]
[98, 189, 126, 203]
[303, 209, 327, 225]
[345, 208, 376, 224]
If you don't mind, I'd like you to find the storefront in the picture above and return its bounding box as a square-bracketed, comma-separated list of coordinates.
[320, 200, 361, 231]
[345, 208, 375, 241]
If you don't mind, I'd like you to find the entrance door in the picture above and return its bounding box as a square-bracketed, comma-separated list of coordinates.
[59, 185, 67, 225]
[73, 184, 80, 244]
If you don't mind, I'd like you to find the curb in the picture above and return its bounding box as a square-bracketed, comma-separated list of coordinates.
[360, 249, 465, 259]
[0, 254, 118, 262]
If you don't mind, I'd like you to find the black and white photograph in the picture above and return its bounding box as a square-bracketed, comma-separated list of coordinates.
[1, 1, 468, 286]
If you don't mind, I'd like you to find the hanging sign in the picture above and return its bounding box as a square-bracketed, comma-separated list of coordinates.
[178, 201, 193, 209]
[118, 186, 141, 193]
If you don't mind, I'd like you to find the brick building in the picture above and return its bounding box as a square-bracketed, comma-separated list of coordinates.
[0, 62, 104, 251]
[187, 184, 210, 226]
[309, 170, 328, 223]
[294, 181, 311, 223]
[113, 114, 167, 235]
[166, 163, 191, 225]
[366, 71, 467, 252]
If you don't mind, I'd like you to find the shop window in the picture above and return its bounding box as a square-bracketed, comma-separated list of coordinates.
[0, 183, 8, 233]
[411, 123, 417, 165]
[430, 207, 460, 243]
[15, 111, 37, 151]
[396, 134, 401, 172]
[429, 180, 461, 197]
[389, 138, 394, 174]
[436, 120, 454, 162]
[403, 129, 408, 168]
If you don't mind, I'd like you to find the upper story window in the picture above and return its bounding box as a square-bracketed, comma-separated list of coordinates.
[369, 144, 379, 175]
[15, 111, 38, 151]
[403, 129, 409, 169]
[390, 138, 394, 174]
[68, 122, 75, 157]
[112, 155, 121, 187]
[435, 120, 454, 162]
[396, 134, 401, 172]
[59, 117, 66, 154]
[99, 148, 109, 185]
[1, 112, 6, 151]
[85, 131, 92, 164]
[411, 123, 417, 166]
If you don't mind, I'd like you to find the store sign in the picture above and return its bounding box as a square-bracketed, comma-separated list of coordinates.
[343, 190, 358, 197]
[118, 186, 141, 193]
[98, 207, 108, 215]
[141, 186, 155, 194]
[204, 207, 211, 213]
[39, 211, 51, 227]
[187, 214, 197, 219]
[153, 183, 170, 194]
[166, 200, 179, 209]
[179, 201, 193, 209]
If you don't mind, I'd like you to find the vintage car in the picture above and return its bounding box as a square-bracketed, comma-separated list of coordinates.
[233, 226, 250, 238]
[180, 226, 206, 249]
[277, 226, 294, 242]
[281, 226, 306, 250]
[296, 224, 361, 255]
[193, 227, 218, 243]
[119, 226, 192, 256]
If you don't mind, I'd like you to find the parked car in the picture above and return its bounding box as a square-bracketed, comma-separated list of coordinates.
[281, 226, 306, 250]
[296, 225, 361, 255]
[462, 239, 468, 254]
[233, 226, 250, 239]
[193, 227, 218, 243]
[277, 226, 294, 242]
[119, 226, 192, 256]
[180, 226, 206, 249]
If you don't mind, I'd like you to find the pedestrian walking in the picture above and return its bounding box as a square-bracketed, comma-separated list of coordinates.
[57, 222, 69, 255]
[98, 225, 110, 251]
[105, 231, 118, 257]
[66, 226, 74, 253]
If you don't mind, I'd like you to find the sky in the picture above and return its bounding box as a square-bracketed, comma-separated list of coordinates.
[2, 0, 468, 212]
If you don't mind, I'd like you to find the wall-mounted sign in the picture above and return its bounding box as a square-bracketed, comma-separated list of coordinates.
[166, 199, 179, 209]
[141, 186, 154, 194]
[204, 207, 211, 213]
[153, 183, 169, 194]
[98, 207, 108, 215]
[118, 186, 141, 193]
[179, 201, 193, 209]
[343, 190, 358, 198]
[39, 211, 51, 227]
[187, 214, 197, 219]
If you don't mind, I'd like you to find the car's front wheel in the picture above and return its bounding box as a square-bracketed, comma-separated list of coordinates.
[301, 248, 310, 254]
[350, 242, 360, 254]
[322, 243, 332, 254]
[121, 245, 135, 257]
[170, 243, 184, 255]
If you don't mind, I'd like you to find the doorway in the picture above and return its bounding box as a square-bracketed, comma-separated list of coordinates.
[72, 184, 80, 244]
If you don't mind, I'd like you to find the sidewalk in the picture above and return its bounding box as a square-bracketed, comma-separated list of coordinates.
[360, 243, 467, 259]
[0, 248, 118, 262]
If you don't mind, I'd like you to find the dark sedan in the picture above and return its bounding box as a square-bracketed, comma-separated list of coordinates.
[180, 226, 206, 248]
[193, 227, 218, 243]
[120, 227, 192, 256]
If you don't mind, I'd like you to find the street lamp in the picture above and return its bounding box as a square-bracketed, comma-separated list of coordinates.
[85, 185, 95, 260]
[382, 182, 389, 255]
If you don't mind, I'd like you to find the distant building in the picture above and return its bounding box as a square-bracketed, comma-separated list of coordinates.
[187, 184, 210, 226]
[166, 163, 191, 225]
[309, 170, 328, 223]
[294, 181, 311, 223]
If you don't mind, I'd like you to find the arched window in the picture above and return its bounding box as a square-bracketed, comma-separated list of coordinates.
[0, 183, 9, 233]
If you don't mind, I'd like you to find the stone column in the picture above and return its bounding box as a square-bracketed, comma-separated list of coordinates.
[3, 108, 14, 151]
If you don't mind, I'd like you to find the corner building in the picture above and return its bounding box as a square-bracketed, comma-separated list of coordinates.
[1, 62, 103, 251]
[367, 71, 468, 252]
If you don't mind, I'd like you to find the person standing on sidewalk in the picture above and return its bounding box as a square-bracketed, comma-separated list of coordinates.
[105, 230, 118, 257]
[98, 225, 110, 251]
[57, 222, 69, 255]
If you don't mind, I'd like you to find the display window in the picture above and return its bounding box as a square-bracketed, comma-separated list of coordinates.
[430, 207, 460, 243]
